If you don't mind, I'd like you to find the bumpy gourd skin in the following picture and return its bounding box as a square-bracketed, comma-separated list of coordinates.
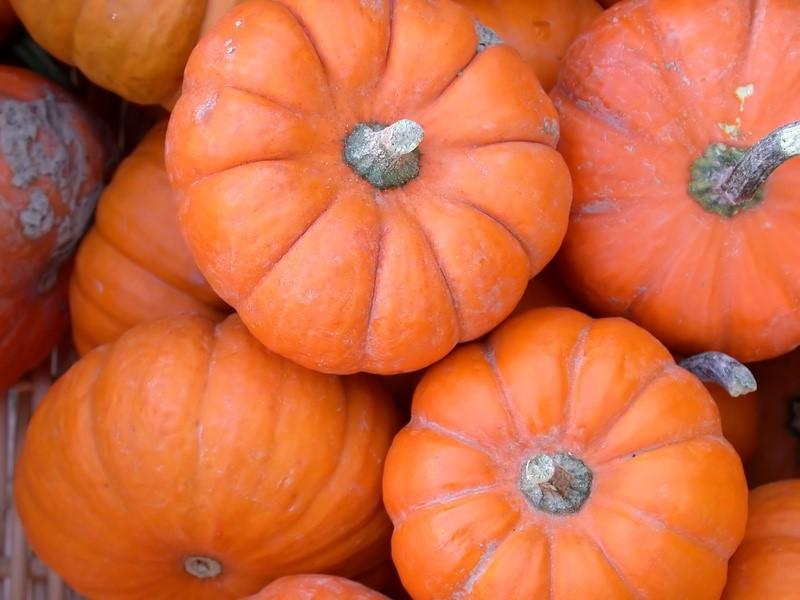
[167, 0, 572, 375]
[0, 66, 108, 390]
[553, 0, 800, 362]
[9, 0, 238, 105]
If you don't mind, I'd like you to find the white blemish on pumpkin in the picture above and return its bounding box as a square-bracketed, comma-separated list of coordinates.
[580, 199, 619, 215]
[19, 190, 54, 239]
[735, 83, 754, 111]
[194, 93, 218, 123]
[542, 118, 559, 139]
[625, 144, 636, 153]
[234, 19, 243, 28]
[718, 118, 743, 139]
[224, 39, 236, 56]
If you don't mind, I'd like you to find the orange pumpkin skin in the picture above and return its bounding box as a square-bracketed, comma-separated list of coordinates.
[552, 0, 800, 362]
[723, 480, 800, 599]
[745, 352, 800, 486]
[167, 0, 572, 375]
[454, 0, 602, 90]
[0, 66, 108, 390]
[383, 307, 748, 599]
[246, 575, 389, 600]
[70, 122, 228, 355]
[15, 315, 400, 600]
[706, 383, 759, 463]
[8, 0, 239, 106]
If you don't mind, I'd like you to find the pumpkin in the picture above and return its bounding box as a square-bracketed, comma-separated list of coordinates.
[551, 0, 800, 362]
[167, 0, 572, 375]
[0, 66, 108, 391]
[9, 0, 239, 106]
[706, 383, 759, 463]
[723, 479, 800, 599]
[383, 307, 748, 599]
[15, 314, 400, 599]
[246, 575, 389, 600]
[745, 352, 800, 487]
[70, 121, 228, 355]
[453, 0, 602, 91]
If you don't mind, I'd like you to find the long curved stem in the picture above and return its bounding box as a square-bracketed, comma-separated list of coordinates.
[679, 352, 756, 397]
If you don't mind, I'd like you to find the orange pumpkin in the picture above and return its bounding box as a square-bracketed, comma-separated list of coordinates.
[552, 0, 800, 362]
[246, 575, 389, 600]
[723, 479, 800, 599]
[15, 315, 400, 599]
[0, 66, 108, 391]
[706, 383, 759, 463]
[746, 352, 800, 487]
[167, 0, 571, 375]
[454, 0, 602, 91]
[9, 0, 239, 106]
[70, 122, 228, 355]
[383, 307, 748, 599]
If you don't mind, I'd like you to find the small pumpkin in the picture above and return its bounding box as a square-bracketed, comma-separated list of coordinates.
[246, 575, 389, 600]
[453, 0, 602, 90]
[383, 307, 748, 599]
[723, 479, 800, 599]
[706, 383, 759, 463]
[70, 121, 228, 355]
[167, 0, 572, 375]
[552, 0, 800, 362]
[9, 0, 239, 106]
[746, 352, 800, 487]
[15, 315, 400, 599]
[0, 66, 108, 391]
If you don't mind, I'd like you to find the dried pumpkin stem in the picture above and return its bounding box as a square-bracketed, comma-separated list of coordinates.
[679, 351, 757, 397]
[183, 555, 222, 579]
[519, 452, 592, 515]
[343, 119, 424, 190]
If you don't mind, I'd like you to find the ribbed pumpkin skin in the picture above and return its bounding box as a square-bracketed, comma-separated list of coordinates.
[552, 0, 800, 362]
[70, 122, 227, 355]
[15, 315, 400, 600]
[706, 383, 759, 463]
[746, 352, 800, 486]
[247, 575, 389, 600]
[0, 66, 108, 390]
[454, 0, 602, 90]
[8, 0, 238, 106]
[723, 480, 800, 599]
[167, 0, 572, 375]
[383, 308, 748, 600]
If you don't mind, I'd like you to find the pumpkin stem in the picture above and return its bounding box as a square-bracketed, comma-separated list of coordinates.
[518, 452, 592, 515]
[689, 120, 800, 217]
[679, 351, 757, 397]
[343, 119, 424, 190]
[183, 556, 222, 579]
[475, 20, 503, 52]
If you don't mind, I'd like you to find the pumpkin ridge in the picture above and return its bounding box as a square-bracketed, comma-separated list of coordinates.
[562, 323, 592, 437]
[276, 1, 333, 95]
[409, 417, 501, 465]
[481, 342, 526, 446]
[583, 362, 677, 454]
[412, 44, 481, 117]
[394, 199, 462, 339]
[70, 266, 135, 330]
[588, 531, 642, 600]
[394, 484, 500, 526]
[453, 537, 503, 598]
[592, 433, 727, 470]
[594, 496, 729, 560]
[361, 214, 385, 363]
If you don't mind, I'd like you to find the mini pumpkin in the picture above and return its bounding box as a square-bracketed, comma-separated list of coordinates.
[552, 0, 800, 362]
[0, 66, 108, 391]
[383, 307, 748, 599]
[705, 383, 759, 463]
[9, 0, 239, 106]
[15, 315, 400, 599]
[246, 575, 389, 600]
[453, 0, 602, 90]
[167, 0, 571, 375]
[723, 479, 800, 599]
[70, 122, 228, 355]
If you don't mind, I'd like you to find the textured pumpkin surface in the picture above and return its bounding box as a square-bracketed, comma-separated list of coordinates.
[454, 0, 602, 90]
[8, 0, 238, 106]
[15, 315, 400, 600]
[70, 122, 228, 355]
[723, 479, 800, 599]
[552, 0, 800, 362]
[167, 0, 572, 375]
[246, 575, 389, 600]
[383, 307, 748, 599]
[746, 352, 800, 486]
[706, 382, 759, 463]
[0, 66, 108, 390]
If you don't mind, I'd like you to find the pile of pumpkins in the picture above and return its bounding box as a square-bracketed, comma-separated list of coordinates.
[1, 0, 799, 598]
